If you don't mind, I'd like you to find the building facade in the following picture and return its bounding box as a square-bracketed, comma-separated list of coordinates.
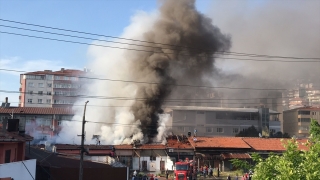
[165, 106, 281, 137]
[0, 107, 74, 142]
[19, 68, 89, 108]
[283, 106, 320, 138]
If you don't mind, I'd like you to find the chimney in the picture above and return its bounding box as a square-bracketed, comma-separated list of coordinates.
[5, 97, 8, 103]
[2, 118, 8, 133]
[61, 68, 65, 72]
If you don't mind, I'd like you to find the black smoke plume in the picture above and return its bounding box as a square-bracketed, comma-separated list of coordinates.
[128, 0, 231, 138]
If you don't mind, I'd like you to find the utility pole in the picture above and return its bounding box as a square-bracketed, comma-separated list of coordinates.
[79, 101, 89, 180]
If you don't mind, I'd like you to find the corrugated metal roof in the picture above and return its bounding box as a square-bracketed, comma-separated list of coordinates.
[0, 107, 74, 115]
[165, 106, 280, 114]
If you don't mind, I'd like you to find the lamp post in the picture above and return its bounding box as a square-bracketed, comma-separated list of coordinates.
[79, 101, 89, 180]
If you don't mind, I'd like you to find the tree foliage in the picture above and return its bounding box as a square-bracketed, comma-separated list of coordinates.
[252, 138, 320, 180]
[235, 125, 259, 137]
[309, 119, 320, 139]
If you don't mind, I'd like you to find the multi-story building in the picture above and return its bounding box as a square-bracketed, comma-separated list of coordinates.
[164, 106, 281, 137]
[283, 106, 320, 138]
[19, 68, 89, 108]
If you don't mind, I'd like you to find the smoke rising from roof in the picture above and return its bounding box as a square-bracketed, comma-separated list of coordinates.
[63, 0, 230, 144]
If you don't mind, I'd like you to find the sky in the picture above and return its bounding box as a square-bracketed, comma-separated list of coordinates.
[0, 0, 319, 106]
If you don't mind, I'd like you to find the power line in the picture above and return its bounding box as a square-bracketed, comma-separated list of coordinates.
[0, 68, 298, 91]
[1, 18, 319, 60]
[21, 161, 35, 180]
[1, 31, 320, 63]
[0, 90, 307, 104]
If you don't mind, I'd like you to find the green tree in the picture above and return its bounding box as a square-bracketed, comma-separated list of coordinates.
[252, 138, 320, 180]
[309, 119, 320, 139]
[235, 125, 259, 137]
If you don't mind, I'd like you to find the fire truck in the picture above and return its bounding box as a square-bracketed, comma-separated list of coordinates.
[174, 158, 197, 180]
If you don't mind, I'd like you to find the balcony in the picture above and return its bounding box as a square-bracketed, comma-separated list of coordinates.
[19, 88, 22, 91]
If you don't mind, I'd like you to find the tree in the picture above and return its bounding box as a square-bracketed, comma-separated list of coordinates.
[252, 137, 320, 179]
[309, 119, 320, 139]
[270, 131, 290, 138]
[235, 125, 259, 137]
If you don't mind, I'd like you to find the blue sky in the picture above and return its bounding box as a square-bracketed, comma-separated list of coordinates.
[0, 0, 216, 105]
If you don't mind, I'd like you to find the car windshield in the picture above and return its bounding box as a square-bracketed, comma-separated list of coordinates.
[176, 165, 188, 170]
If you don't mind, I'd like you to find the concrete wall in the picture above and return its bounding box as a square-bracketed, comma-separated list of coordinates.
[0, 159, 36, 180]
[171, 110, 264, 136]
[136, 156, 172, 172]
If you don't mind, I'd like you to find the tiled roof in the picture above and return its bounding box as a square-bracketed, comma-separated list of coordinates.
[189, 137, 251, 149]
[0, 130, 33, 142]
[221, 153, 251, 159]
[114, 144, 166, 150]
[166, 138, 193, 149]
[0, 107, 74, 115]
[243, 138, 286, 151]
[55, 144, 113, 150]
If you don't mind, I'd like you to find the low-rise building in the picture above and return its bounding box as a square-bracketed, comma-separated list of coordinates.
[283, 106, 320, 138]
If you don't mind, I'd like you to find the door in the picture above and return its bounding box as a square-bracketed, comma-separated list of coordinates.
[142, 161, 147, 171]
[160, 161, 165, 171]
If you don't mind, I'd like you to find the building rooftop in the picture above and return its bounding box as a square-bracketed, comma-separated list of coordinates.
[284, 106, 320, 112]
[165, 106, 280, 114]
[0, 129, 33, 142]
[188, 137, 251, 149]
[166, 138, 193, 149]
[24, 68, 86, 76]
[242, 138, 308, 151]
[0, 107, 74, 115]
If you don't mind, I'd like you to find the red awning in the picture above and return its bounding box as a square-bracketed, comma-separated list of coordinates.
[221, 153, 251, 159]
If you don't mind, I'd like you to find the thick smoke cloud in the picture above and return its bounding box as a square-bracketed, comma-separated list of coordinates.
[129, 0, 230, 139]
[60, 0, 230, 145]
[207, 0, 320, 88]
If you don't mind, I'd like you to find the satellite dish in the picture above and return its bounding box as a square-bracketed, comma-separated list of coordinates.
[259, 133, 262, 138]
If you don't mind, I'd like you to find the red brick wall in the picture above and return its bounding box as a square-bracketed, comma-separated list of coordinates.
[0, 142, 25, 164]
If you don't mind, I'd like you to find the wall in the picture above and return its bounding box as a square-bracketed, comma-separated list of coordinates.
[283, 110, 298, 137]
[171, 109, 263, 136]
[0, 142, 25, 164]
[0, 159, 36, 180]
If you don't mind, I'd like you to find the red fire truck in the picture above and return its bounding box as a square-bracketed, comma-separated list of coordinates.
[174, 158, 196, 180]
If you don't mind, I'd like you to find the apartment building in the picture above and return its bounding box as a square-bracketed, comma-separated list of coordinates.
[19, 68, 89, 107]
[164, 106, 281, 137]
[283, 106, 320, 138]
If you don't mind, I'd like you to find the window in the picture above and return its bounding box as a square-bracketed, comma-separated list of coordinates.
[38, 83, 44, 88]
[58, 121, 62, 126]
[217, 128, 224, 133]
[233, 128, 239, 133]
[27, 99, 32, 103]
[28, 91, 33, 95]
[178, 127, 184, 131]
[300, 118, 311, 123]
[298, 111, 310, 115]
[5, 150, 11, 163]
[47, 91, 52, 95]
[38, 99, 42, 104]
[197, 111, 205, 114]
[64, 76, 69, 80]
[45, 120, 51, 126]
[312, 112, 316, 115]
[46, 75, 53, 80]
[206, 127, 212, 133]
[28, 82, 34, 87]
[54, 76, 61, 80]
[47, 83, 52, 87]
[38, 91, 43, 95]
[270, 129, 276, 133]
[46, 99, 51, 104]
[26, 120, 31, 124]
